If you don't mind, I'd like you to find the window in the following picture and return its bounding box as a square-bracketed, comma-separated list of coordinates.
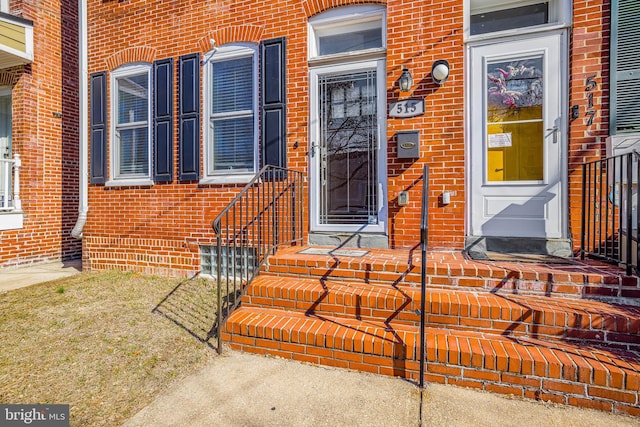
[110, 64, 151, 182]
[471, 2, 548, 35]
[467, 0, 571, 38]
[203, 44, 258, 181]
[0, 0, 8, 13]
[309, 5, 385, 60]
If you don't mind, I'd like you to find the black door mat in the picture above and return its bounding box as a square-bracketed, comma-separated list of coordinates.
[465, 251, 573, 264]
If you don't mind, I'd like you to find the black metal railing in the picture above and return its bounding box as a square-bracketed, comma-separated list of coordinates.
[419, 165, 429, 389]
[212, 165, 304, 352]
[581, 151, 640, 275]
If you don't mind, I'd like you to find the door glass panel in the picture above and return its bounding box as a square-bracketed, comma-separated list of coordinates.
[486, 57, 543, 181]
[319, 70, 377, 225]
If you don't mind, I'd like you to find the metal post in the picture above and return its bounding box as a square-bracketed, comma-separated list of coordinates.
[580, 163, 587, 260]
[626, 154, 633, 275]
[216, 233, 223, 354]
[419, 165, 429, 389]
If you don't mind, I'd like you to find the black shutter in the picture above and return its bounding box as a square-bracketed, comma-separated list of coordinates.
[90, 71, 107, 184]
[260, 37, 286, 169]
[153, 58, 174, 182]
[611, 0, 640, 134]
[178, 53, 200, 180]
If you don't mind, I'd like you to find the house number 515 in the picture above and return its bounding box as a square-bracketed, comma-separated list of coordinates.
[389, 98, 425, 118]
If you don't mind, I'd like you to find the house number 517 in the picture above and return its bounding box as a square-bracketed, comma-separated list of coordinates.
[585, 75, 597, 127]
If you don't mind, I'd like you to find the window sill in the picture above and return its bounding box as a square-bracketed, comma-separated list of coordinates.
[0, 211, 24, 230]
[105, 179, 154, 188]
[199, 174, 254, 185]
[308, 47, 386, 67]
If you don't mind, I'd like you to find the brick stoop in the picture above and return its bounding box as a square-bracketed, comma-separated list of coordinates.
[221, 246, 640, 416]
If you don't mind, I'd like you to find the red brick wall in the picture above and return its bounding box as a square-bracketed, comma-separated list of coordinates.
[567, 1, 610, 249]
[0, 0, 81, 268]
[84, 0, 610, 275]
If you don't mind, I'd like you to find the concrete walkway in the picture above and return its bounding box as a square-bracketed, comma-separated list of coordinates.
[0, 259, 82, 293]
[1, 261, 637, 426]
[123, 351, 639, 427]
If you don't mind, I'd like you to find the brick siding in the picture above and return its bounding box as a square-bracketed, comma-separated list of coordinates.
[85, 0, 609, 275]
[0, 0, 81, 267]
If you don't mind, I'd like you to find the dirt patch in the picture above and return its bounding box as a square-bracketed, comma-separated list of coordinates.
[0, 270, 219, 426]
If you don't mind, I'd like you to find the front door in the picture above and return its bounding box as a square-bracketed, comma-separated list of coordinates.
[469, 32, 566, 239]
[310, 60, 386, 233]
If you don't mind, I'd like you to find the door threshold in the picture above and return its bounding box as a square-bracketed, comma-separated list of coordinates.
[309, 232, 389, 249]
[465, 236, 573, 259]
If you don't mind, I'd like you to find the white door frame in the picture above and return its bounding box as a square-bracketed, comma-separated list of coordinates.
[466, 30, 569, 239]
[309, 59, 387, 233]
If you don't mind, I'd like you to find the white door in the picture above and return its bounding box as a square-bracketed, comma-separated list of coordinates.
[469, 32, 566, 239]
[309, 60, 387, 233]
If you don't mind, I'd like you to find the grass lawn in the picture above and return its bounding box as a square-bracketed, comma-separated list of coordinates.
[0, 270, 220, 426]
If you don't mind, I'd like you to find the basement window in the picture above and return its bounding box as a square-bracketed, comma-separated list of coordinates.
[200, 245, 259, 280]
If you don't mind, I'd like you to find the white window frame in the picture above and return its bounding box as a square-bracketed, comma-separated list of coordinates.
[464, 0, 572, 41]
[201, 43, 258, 184]
[0, 0, 9, 13]
[308, 5, 386, 64]
[108, 63, 152, 186]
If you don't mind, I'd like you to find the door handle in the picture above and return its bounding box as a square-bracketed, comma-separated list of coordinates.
[309, 143, 320, 157]
[546, 126, 559, 144]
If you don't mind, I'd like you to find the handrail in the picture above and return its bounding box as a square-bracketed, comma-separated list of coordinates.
[580, 151, 639, 275]
[211, 165, 304, 352]
[418, 165, 429, 389]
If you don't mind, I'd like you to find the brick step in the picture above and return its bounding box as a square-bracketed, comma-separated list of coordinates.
[244, 276, 640, 351]
[263, 247, 640, 302]
[222, 306, 640, 416]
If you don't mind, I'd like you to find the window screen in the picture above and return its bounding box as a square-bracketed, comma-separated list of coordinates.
[208, 55, 255, 174]
[115, 71, 150, 177]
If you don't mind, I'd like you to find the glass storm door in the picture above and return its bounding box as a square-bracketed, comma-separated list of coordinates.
[469, 32, 566, 238]
[310, 61, 386, 232]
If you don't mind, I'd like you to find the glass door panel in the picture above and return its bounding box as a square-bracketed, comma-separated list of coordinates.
[318, 70, 378, 225]
[486, 57, 544, 182]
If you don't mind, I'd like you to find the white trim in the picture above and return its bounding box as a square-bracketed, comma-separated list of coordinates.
[109, 63, 152, 183]
[308, 5, 386, 61]
[0, 0, 8, 13]
[0, 212, 23, 230]
[201, 43, 259, 183]
[309, 59, 387, 234]
[105, 179, 154, 188]
[464, 0, 572, 42]
[199, 174, 254, 185]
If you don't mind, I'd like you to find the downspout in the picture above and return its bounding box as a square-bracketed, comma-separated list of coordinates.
[71, 0, 88, 239]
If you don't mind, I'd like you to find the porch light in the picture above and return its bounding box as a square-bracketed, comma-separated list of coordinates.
[398, 67, 413, 92]
[431, 60, 450, 85]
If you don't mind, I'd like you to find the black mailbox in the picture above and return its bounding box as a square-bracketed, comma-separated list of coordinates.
[396, 131, 419, 159]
